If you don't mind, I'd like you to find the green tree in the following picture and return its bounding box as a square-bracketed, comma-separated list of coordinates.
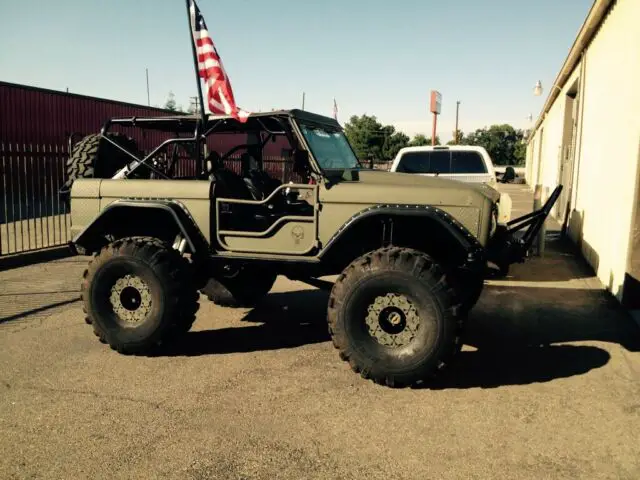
[382, 128, 410, 160]
[409, 134, 440, 147]
[164, 91, 177, 112]
[447, 130, 464, 145]
[344, 115, 409, 161]
[513, 138, 526, 165]
[462, 124, 525, 165]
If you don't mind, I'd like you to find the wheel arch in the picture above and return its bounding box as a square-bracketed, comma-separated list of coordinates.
[318, 205, 485, 275]
[72, 200, 209, 255]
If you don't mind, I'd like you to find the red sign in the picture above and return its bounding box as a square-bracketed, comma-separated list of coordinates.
[430, 90, 442, 115]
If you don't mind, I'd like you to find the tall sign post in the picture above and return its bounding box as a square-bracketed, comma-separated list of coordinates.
[430, 90, 441, 146]
[454, 100, 461, 144]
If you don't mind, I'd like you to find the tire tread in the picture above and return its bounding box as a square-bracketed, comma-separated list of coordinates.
[327, 246, 465, 388]
[82, 236, 199, 353]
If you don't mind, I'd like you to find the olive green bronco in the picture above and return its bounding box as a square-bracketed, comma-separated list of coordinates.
[64, 109, 561, 388]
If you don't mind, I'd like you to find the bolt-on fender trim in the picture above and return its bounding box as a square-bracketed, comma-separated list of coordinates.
[72, 199, 209, 254]
[319, 204, 485, 261]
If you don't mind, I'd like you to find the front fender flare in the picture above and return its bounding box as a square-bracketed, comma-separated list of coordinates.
[318, 204, 485, 262]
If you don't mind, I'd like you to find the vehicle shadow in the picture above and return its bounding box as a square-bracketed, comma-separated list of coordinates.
[422, 281, 639, 389]
[156, 282, 639, 389]
[157, 290, 331, 357]
[425, 344, 610, 390]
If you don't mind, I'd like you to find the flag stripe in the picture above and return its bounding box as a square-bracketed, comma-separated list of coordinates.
[189, 0, 249, 122]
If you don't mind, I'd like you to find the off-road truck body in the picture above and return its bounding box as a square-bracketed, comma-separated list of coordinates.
[65, 109, 560, 387]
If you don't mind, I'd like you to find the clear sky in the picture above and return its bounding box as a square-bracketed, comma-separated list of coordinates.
[0, 0, 593, 140]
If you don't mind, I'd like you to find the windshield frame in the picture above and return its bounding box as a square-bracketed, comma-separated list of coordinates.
[293, 119, 362, 173]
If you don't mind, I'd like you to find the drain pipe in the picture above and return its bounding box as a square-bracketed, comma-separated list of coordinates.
[532, 184, 547, 256]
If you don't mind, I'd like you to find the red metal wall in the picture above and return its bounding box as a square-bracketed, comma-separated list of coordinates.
[0, 81, 178, 150]
[0, 81, 292, 157]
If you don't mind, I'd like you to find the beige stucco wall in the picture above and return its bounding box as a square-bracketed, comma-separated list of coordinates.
[525, 0, 640, 301]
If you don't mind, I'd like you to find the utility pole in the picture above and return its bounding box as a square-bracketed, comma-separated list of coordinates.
[455, 100, 460, 144]
[189, 96, 200, 114]
[301, 92, 306, 110]
[146, 68, 150, 106]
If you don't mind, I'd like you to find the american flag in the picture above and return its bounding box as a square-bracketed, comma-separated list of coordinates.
[189, 0, 249, 122]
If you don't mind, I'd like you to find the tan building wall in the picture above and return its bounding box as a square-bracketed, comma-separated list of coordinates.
[526, 0, 640, 303]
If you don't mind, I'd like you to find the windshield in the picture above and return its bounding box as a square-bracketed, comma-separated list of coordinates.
[299, 123, 360, 170]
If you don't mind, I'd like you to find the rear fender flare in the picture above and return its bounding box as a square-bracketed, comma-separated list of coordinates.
[72, 200, 208, 255]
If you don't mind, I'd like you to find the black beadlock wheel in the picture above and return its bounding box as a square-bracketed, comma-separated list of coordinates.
[81, 236, 199, 354]
[201, 264, 277, 307]
[327, 247, 464, 387]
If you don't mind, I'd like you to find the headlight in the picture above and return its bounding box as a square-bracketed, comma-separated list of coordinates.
[497, 193, 512, 224]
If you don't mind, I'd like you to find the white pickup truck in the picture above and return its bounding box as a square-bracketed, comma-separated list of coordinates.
[389, 145, 512, 223]
[389, 145, 498, 186]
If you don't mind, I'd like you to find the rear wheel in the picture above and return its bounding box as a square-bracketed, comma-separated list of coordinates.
[81, 236, 199, 354]
[201, 264, 277, 307]
[327, 247, 464, 387]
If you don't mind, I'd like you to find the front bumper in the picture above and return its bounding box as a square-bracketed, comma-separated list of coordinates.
[486, 185, 563, 275]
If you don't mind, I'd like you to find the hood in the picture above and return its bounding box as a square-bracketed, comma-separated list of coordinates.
[320, 169, 500, 206]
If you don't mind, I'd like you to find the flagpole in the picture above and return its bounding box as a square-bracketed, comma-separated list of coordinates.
[186, 0, 206, 123]
[185, 0, 206, 175]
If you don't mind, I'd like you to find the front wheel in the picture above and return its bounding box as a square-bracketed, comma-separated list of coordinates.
[327, 247, 463, 387]
[447, 269, 484, 315]
[81, 237, 200, 354]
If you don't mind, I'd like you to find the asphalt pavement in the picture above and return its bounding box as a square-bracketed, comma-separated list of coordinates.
[1, 184, 640, 480]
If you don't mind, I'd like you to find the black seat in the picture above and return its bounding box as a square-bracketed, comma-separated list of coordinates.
[206, 151, 254, 200]
[240, 153, 282, 201]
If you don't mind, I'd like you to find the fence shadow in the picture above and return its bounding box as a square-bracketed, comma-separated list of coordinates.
[0, 296, 80, 323]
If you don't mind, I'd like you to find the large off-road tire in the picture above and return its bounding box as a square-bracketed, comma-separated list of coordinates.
[81, 236, 199, 354]
[61, 133, 142, 193]
[447, 270, 484, 315]
[327, 247, 464, 387]
[201, 264, 277, 307]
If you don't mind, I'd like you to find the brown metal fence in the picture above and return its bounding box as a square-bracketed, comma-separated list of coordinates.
[1, 142, 71, 255]
[0, 141, 303, 257]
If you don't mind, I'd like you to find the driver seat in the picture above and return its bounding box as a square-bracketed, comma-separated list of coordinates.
[206, 151, 254, 200]
[240, 153, 282, 201]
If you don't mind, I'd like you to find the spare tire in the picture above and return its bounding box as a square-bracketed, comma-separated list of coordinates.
[60, 133, 143, 193]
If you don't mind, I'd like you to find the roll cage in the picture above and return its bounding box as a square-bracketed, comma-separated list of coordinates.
[92, 109, 351, 183]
